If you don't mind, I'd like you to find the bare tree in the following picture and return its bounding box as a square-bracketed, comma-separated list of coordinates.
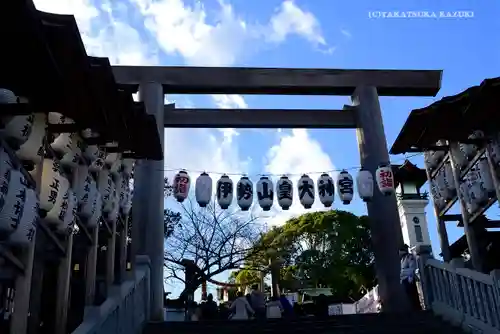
[164, 198, 263, 299]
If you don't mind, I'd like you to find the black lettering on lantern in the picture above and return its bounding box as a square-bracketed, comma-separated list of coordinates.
[299, 180, 314, 199]
[278, 182, 293, 200]
[217, 181, 232, 199]
[257, 181, 273, 200]
[237, 182, 252, 201]
[318, 178, 334, 197]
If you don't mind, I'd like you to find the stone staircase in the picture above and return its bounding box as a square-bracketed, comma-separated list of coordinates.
[143, 311, 464, 334]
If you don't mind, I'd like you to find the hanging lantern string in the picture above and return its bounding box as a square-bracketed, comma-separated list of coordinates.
[156, 153, 423, 177]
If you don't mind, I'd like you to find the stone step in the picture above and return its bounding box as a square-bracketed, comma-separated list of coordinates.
[144, 312, 464, 334]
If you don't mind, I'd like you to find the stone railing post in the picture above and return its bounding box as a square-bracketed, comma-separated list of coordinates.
[415, 244, 433, 309]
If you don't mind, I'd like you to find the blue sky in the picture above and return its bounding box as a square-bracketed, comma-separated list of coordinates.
[35, 0, 500, 299]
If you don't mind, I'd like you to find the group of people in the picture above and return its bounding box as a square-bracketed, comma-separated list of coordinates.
[189, 285, 295, 321]
[188, 244, 420, 322]
[228, 285, 293, 320]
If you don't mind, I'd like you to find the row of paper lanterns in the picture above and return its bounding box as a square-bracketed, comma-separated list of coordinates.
[0, 89, 135, 246]
[0, 88, 134, 173]
[430, 154, 496, 214]
[425, 131, 499, 171]
[0, 146, 134, 246]
[171, 164, 396, 211]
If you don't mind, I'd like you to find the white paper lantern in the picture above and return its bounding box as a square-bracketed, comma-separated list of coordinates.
[84, 145, 99, 162]
[488, 135, 500, 167]
[430, 180, 446, 210]
[2, 114, 35, 147]
[107, 184, 119, 223]
[119, 174, 130, 210]
[98, 169, 113, 211]
[423, 151, 434, 169]
[75, 166, 93, 209]
[443, 162, 456, 194]
[122, 159, 134, 176]
[60, 133, 83, 167]
[466, 169, 488, 206]
[477, 157, 495, 197]
[337, 170, 354, 205]
[435, 168, 449, 200]
[8, 188, 38, 246]
[236, 176, 253, 211]
[39, 159, 69, 212]
[58, 189, 77, 233]
[0, 88, 17, 104]
[16, 113, 46, 163]
[80, 180, 97, 219]
[195, 172, 212, 208]
[216, 175, 233, 209]
[356, 168, 374, 202]
[109, 157, 122, 177]
[51, 133, 72, 155]
[48, 112, 72, 126]
[0, 170, 26, 233]
[298, 174, 314, 209]
[432, 141, 447, 164]
[257, 177, 273, 211]
[454, 148, 468, 168]
[102, 178, 115, 214]
[122, 190, 131, 216]
[459, 180, 474, 214]
[173, 170, 190, 203]
[375, 164, 395, 196]
[0, 146, 14, 180]
[89, 149, 106, 172]
[317, 173, 334, 207]
[276, 176, 293, 210]
[87, 192, 102, 228]
[105, 152, 119, 165]
[45, 186, 69, 226]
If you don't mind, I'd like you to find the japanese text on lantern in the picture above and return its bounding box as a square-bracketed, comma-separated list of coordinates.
[379, 171, 393, 188]
[176, 177, 189, 194]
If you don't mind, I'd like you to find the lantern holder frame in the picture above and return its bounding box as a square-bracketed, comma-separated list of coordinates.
[0, 243, 26, 274]
[75, 216, 93, 246]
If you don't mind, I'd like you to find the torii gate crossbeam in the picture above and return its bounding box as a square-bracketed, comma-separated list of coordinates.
[112, 66, 442, 320]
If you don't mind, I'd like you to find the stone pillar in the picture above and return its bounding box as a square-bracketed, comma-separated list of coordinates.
[352, 86, 410, 312]
[260, 271, 265, 293]
[133, 82, 165, 321]
[414, 244, 433, 310]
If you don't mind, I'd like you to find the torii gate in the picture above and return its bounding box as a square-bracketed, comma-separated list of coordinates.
[112, 66, 442, 320]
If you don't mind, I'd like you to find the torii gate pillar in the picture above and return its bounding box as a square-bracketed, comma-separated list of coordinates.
[132, 82, 165, 321]
[352, 86, 409, 312]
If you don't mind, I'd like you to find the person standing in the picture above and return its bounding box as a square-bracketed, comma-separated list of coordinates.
[250, 284, 266, 319]
[266, 296, 284, 319]
[399, 244, 421, 310]
[201, 293, 218, 320]
[229, 291, 254, 320]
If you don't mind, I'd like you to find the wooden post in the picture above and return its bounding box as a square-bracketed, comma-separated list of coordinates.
[422, 155, 451, 261]
[448, 142, 483, 271]
[84, 226, 98, 305]
[114, 216, 128, 284]
[105, 221, 117, 289]
[12, 150, 44, 334]
[54, 234, 74, 334]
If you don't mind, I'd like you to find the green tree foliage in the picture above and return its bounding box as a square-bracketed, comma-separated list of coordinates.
[240, 210, 375, 301]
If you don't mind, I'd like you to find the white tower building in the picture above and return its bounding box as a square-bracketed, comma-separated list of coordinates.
[393, 161, 432, 252]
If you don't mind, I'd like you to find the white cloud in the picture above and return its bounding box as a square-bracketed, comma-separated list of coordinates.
[263, 129, 336, 226]
[268, 0, 326, 46]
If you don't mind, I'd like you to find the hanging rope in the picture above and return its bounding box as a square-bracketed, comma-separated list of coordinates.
[158, 153, 423, 176]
